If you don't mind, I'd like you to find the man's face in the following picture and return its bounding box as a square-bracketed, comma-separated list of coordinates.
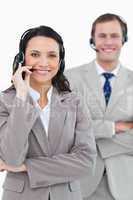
[94, 20, 123, 67]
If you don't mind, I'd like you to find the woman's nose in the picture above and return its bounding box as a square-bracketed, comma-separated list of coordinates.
[38, 56, 49, 66]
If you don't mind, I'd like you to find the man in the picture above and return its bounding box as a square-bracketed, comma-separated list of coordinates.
[66, 13, 133, 200]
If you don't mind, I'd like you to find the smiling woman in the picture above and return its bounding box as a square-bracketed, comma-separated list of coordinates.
[0, 26, 96, 200]
[25, 36, 60, 91]
[11, 26, 71, 98]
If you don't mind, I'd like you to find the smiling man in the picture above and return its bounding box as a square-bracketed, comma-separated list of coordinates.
[66, 13, 133, 200]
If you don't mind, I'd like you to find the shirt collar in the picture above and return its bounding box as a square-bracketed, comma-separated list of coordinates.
[95, 60, 121, 77]
[29, 86, 53, 105]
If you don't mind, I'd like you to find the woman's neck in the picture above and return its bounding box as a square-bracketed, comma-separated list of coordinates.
[30, 82, 52, 109]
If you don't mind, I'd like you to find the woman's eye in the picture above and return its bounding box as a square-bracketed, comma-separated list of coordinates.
[31, 53, 39, 57]
[49, 54, 57, 57]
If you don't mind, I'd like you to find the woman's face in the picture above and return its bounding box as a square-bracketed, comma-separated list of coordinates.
[25, 36, 60, 89]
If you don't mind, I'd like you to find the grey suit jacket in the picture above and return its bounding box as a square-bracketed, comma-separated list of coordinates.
[66, 60, 133, 199]
[0, 87, 96, 200]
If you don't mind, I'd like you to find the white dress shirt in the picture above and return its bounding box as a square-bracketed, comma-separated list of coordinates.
[29, 86, 53, 137]
[95, 60, 120, 88]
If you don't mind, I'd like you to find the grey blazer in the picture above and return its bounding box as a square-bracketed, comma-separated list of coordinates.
[0, 87, 96, 200]
[66, 60, 133, 199]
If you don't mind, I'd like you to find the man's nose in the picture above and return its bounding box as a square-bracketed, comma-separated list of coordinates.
[104, 36, 113, 44]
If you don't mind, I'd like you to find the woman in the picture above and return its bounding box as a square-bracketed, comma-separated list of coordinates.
[0, 26, 96, 200]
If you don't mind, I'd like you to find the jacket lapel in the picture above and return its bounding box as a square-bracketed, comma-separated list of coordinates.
[48, 88, 68, 155]
[25, 93, 51, 156]
[29, 88, 69, 156]
[84, 61, 106, 112]
[32, 116, 51, 156]
[106, 66, 129, 114]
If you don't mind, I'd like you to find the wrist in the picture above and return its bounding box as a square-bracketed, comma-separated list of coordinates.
[16, 90, 28, 101]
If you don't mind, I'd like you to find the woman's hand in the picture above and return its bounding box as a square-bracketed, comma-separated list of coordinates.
[0, 159, 6, 172]
[12, 64, 32, 101]
[0, 159, 27, 172]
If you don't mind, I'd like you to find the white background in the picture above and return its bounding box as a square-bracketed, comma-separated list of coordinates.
[0, 0, 133, 197]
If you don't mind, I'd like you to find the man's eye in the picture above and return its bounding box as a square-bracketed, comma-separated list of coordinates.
[111, 34, 120, 39]
[99, 34, 106, 38]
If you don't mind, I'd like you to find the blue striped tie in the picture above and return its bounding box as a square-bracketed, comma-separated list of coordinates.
[102, 73, 114, 105]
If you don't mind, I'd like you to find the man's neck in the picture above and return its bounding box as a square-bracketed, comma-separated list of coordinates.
[96, 60, 119, 72]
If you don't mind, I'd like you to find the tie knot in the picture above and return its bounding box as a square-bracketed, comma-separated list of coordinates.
[102, 72, 114, 80]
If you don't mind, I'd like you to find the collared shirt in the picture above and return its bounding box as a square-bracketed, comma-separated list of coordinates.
[29, 86, 53, 137]
[95, 60, 120, 88]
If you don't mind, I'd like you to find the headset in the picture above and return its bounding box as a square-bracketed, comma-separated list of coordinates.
[89, 38, 98, 51]
[13, 27, 65, 75]
[89, 14, 128, 51]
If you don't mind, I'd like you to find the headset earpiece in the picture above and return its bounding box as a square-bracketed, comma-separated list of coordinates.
[16, 52, 24, 65]
[13, 52, 24, 73]
[125, 35, 128, 42]
[90, 38, 93, 45]
[89, 38, 96, 46]
[123, 34, 128, 44]
[59, 59, 65, 72]
[59, 45, 65, 72]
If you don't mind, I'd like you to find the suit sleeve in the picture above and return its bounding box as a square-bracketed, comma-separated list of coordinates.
[25, 97, 97, 189]
[92, 119, 115, 139]
[86, 117, 133, 157]
[0, 93, 39, 166]
[97, 129, 133, 158]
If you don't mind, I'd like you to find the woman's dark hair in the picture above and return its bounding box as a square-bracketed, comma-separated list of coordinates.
[7, 25, 71, 93]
